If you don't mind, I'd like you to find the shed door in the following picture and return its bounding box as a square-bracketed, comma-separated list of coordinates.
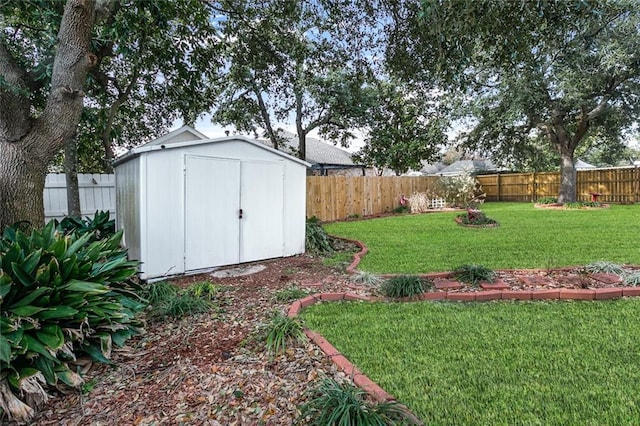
[184, 155, 240, 271]
[240, 160, 285, 263]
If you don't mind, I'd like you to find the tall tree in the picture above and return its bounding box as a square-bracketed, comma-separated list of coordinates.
[354, 81, 446, 175]
[0, 0, 220, 228]
[211, 0, 378, 159]
[387, 0, 640, 202]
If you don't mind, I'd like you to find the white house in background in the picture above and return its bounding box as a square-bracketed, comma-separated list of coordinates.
[113, 126, 310, 280]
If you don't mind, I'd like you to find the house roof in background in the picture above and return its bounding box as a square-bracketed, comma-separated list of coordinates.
[436, 159, 497, 175]
[261, 130, 355, 166]
[575, 159, 596, 169]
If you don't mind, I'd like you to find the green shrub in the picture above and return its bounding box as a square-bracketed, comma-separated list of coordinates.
[0, 221, 144, 423]
[265, 312, 306, 356]
[298, 377, 420, 426]
[186, 281, 222, 301]
[564, 201, 601, 209]
[537, 197, 558, 204]
[274, 285, 309, 303]
[393, 205, 409, 214]
[306, 217, 334, 254]
[454, 264, 496, 286]
[456, 209, 498, 226]
[141, 281, 218, 321]
[56, 210, 115, 241]
[585, 261, 626, 275]
[380, 275, 429, 298]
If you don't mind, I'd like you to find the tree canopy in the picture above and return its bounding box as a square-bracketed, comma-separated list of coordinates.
[387, 0, 640, 201]
[210, 0, 379, 159]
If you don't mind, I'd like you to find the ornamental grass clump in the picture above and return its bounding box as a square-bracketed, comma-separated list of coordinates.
[0, 221, 145, 423]
[264, 312, 306, 356]
[380, 275, 430, 298]
[306, 217, 333, 254]
[585, 261, 626, 275]
[298, 377, 420, 426]
[454, 264, 496, 286]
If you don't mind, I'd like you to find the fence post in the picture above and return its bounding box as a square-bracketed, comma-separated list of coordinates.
[496, 174, 501, 201]
[531, 172, 536, 202]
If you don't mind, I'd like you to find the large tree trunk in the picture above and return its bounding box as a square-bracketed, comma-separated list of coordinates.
[558, 149, 577, 203]
[0, 143, 48, 228]
[0, 0, 97, 231]
[64, 137, 82, 217]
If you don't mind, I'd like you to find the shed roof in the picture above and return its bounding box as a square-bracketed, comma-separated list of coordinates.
[112, 126, 310, 168]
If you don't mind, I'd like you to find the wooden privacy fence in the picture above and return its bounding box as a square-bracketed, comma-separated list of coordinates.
[307, 167, 640, 221]
[477, 167, 640, 203]
[306, 176, 440, 222]
[44, 174, 115, 222]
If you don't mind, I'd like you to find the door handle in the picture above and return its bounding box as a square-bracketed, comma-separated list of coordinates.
[239, 208, 243, 219]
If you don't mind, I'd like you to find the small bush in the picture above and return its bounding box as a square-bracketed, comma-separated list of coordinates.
[142, 281, 217, 321]
[437, 169, 481, 207]
[265, 312, 306, 356]
[537, 197, 558, 204]
[407, 192, 430, 213]
[564, 201, 601, 209]
[585, 261, 626, 275]
[456, 209, 498, 226]
[0, 221, 144, 423]
[350, 271, 383, 287]
[298, 377, 420, 426]
[393, 205, 409, 214]
[454, 264, 496, 286]
[306, 217, 333, 254]
[274, 285, 309, 302]
[380, 275, 429, 298]
[186, 281, 222, 301]
[56, 210, 116, 241]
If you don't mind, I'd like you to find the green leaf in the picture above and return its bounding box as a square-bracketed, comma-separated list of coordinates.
[62, 279, 109, 294]
[8, 286, 50, 309]
[22, 248, 42, 275]
[65, 232, 92, 258]
[0, 270, 12, 298]
[34, 356, 57, 385]
[48, 237, 67, 259]
[80, 343, 114, 365]
[35, 263, 51, 285]
[11, 262, 35, 287]
[0, 334, 11, 363]
[8, 305, 48, 316]
[36, 324, 64, 351]
[21, 334, 56, 360]
[35, 306, 79, 320]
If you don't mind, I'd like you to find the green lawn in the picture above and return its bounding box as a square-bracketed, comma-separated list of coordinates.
[302, 299, 640, 425]
[323, 202, 640, 273]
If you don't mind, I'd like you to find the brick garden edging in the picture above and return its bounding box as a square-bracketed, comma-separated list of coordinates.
[301, 235, 640, 408]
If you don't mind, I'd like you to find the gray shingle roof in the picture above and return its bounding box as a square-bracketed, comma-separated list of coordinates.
[260, 130, 354, 165]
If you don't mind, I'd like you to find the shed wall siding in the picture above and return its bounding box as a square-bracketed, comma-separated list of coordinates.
[114, 160, 141, 263]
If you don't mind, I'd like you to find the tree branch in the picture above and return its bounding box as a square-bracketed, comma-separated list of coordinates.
[0, 42, 32, 143]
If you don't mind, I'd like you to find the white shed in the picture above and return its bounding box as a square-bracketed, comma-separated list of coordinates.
[113, 126, 310, 280]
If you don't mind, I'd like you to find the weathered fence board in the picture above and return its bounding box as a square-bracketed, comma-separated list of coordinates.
[44, 174, 116, 222]
[306, 176, 440, 221]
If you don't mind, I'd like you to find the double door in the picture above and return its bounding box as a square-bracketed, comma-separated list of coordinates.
[184, 155, 285, 271]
